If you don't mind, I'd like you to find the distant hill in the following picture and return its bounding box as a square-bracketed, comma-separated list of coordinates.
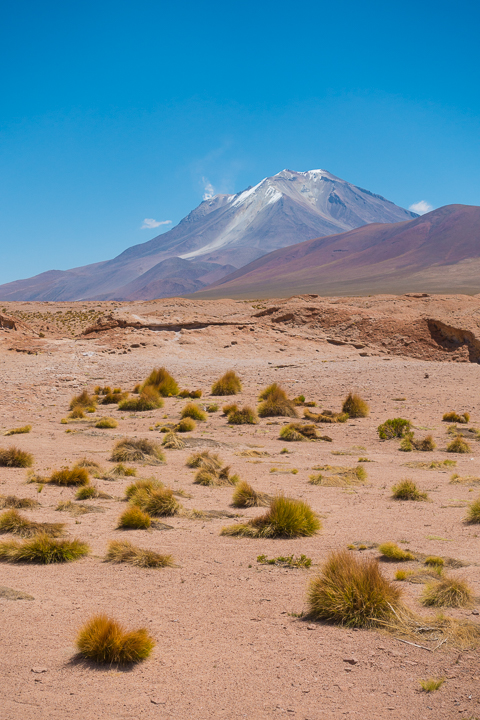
[194, 205, 480, 298]
[0, 169, 416, 301]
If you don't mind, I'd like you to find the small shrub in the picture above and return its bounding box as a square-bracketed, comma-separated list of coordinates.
[106, 540, 174, 568]
[69, 389, 96, 411]
[143, 367, 179, 397]
[419, 677, 445, 693]
[425, 556, 444, 567]
[117, 506, 151, 529]
[0, 533, 89, 563]
[118, 386, 163, 412]
[231, 481, 270, 508]
[421, 576, 473, 608]
[447, 436, 471, 454]
[392, 479, 428, 501]
[211, 370, 242, 396]
[221, 496, 320, 538]
[0, 509, 64, 538]
[465, 496, 480, 524]
[342, 393, 369, 418]
[48, 467, 89, 486]
[180, 403, 206, 422]
[111, 438, 165, 464]
[257, 553, 312, 568]
[186, 451, 222, 470]
[95, 417, 118, 429]
[443, 411, 469, 424]
[206, 403, 219, 413]
[258, 385, 297, 418]
[175, 417, 196, 432]
[4, 425, 31, 436]
[377, 418, 412, 440]
[0, 495, 39, 509]
[0, 446, 33, 468]
[228, 406, 258, 425]
[378, 542, 415, 562]
[130, 487, 180, 517]
[76, 615, 155, 664]
[306, 550, 402, 628]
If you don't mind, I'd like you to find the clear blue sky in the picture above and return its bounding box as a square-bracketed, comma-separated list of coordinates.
[1, 0, 479, 284]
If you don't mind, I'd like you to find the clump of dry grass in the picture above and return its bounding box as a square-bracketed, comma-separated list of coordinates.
[443, 411, 470, 424]
[4, 425, 31, 436]
[175, 417, 196, 433]
[447, 436, 471, 454]
[421, 575, 473, 608]
[143, 367, 179, 397]
[117, 506, 152, 529]
[378, 542, 415, 561]
[227, 406, 258, 425]
[419, 677, 445, 693]
[258, 385, 298, 418]
[97, 388, 127, 405]
[231, 481, 270, 508]
[0, 446, 33, 468]
[206, 403, 219, 413]
[377, 418, 412, 440]
[450, 473, 480, 486]
[125, 479, 164, 499]
[222, 402, 238, 416]
[179, 389, 202, 399]
[257, 553, 312, 568]
[280, 423, 325, 441]
[221, 496, 320, 538]
[119, 386, 164, 412]
[425, 556, 444, 567]
[95, 417, 118, 429]
[465, 496, 480, 524]
[0, 533, 89, 563]
[405, 459, 456, 470]
[400, 433, 436, 452]
[130, 487, 181, 517]
[0, 509, 64, 538]
[162, 431, 185, 449]
[56, 501, 103, 516]
[342, 393, 369, 418]
[303, 408, 348, 423]
[111, 438, 165, 464]
[108, 463, 137, 478]
[47, 466, 90, 486]
[69, 389, 96, 411]
[75, 485, 111, 500]
[67, 406, 86, 420]
[211, 370, 242, 396]
[194, 465, 239, 486]
[180, 403, 206, 421]
[106, 540, 174, 568]
[186, 451, 223, 471]
[309, 465, 367, 486]
[76, 615, 155, 664]
[392, 479, 428, 501]
[0, 495, 39, 509]
[307, 550, 402, 627]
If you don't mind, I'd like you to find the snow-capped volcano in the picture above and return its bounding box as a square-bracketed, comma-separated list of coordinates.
[0, 169, 417, 301]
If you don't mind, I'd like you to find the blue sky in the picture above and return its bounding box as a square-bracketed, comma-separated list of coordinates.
[0, 0, 479, 284]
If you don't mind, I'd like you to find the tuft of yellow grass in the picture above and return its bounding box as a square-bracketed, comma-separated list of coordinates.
[76, 615, 155, 664]
[106, 540, 174, 568]
[0, 446, 33, 468]
[0, 509, 64, 538]
[211, 370, 242, 396]
[221, 496, 320, 538]
[4, 425, 31, 436]
[342, 393, 369, 418]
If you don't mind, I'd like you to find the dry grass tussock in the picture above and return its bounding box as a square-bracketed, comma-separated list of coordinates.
[342, 393, 369, 418]
[194, 465, 239, 486]
[117, 506, 151, 529]
[280, 423, 324, 441]
[377, 418, 412, 440]
[442, 411, 470, 424]
[175, 417, 196, 432]
[231, 481, 270, 508]
[303, 408, 348, 423]
[75, 485, 112, 500]
[179, 388, 202, 398]
[119, 386, 164, 412]
[258, 384, 298, 418]
[227, 406, 258, 425]
[392, 479, 428, 501]
[142, 367, 179, 397]
[69, 389, 96, 411]
[186, 451, 223, 471]
[130, 486, 181, 517]
[447, 436, 471, 453]
[211, 370, 242, 396]
[0, 446, 33, 468]
[95, 417, 118, 429]
[378, 542, 415, 561]
[0, 509, 64, 538]
[106, 540, 174, 568]
[450, 473, 480, 486]
[4, 425, 31, 436]
[76, 615, 155, 664]
[162, 431, 185, 449]
[400, 433, 436, 452]
[180, 403, 206, 421]
[0, 533, 89, 563]
[111, 438, 165, 464]
[221, 496, 320, 538]
[46, 466, 90, 486]
[465, 496, 480, 523]
[0, 495, 39, 509]
[421, 575, 473, 608]
[56, 501, 104, 516]
[404, 459, 456, 470]
[257, 553, 312, 568]
[309, 465, 367, 486]
[106, 463, 137, 478]
[419, 677, 445, 693]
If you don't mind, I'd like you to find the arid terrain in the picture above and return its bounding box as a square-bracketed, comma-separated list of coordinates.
[1, 293, 480, 720]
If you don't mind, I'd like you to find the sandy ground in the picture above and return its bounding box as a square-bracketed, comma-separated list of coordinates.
[1, 298, 480, 720]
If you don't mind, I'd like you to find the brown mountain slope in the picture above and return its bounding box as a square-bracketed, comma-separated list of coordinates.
[194, 205, 480, 298]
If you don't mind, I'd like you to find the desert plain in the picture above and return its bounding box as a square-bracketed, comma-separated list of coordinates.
[1, 292, 480, 720]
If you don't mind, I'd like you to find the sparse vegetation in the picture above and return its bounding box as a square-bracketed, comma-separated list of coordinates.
[309, 465, 366, 486]
[227, 406, 258, 425]
[211, 370, 242, 396]
[4, 425, 31, 436]
[109, 463, 137, 478]
[106, 540, 174, 568]
[378, 542, 415, 561]
[69, 389, 96, 411]
[186, 451, 223, 471]
[143, 367, 179, 397]
[258, 384, 297, 418]
[221, 496, 320, 538]
[206, 403, 219, 413]
[117, 506, 152, 529]
[0, 533, 89, 563]
[130, 487, 180, 517]
[175, 417, 196, 432]
[0, 446, 33, 468]
[421, 575, 473, 608]
[76, 615, 155, 664]
[75, 485, 111, 500]
[303, 408, 348, 423]
[307, 550, 402, 627]
[125, 478, 164, 499]
[280, 423, 319, 441]
[179, 389, 202, 399]
[392, 479, 428, 501]
[425, 556, 445, 567]
[0, 509, 64, 538]
[400, 433, 436, 452]
[194, 465, 239, 486]
[47, 466, 90, 486]
[419, 677, 445, 693]
[118, 386, 164, 411]
[222, 402, 238, 416]
[180, 403, 207, 421]
[231, 481, 270, 507]
[377, 418, 412, 440]
[342, 393, 369, 418]
[447, 436, 471, 454]
[95, 417, 118, 429]
[111, 438, 165, 464]
[257, 553, 312, 568]
[162, 431, 185, 449]
[0, 495, 39, 509]
[443, 411, 470, 424]
[465, 496, 480, 524]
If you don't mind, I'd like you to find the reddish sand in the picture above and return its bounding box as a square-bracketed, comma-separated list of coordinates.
[1, 296, 479, 720]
